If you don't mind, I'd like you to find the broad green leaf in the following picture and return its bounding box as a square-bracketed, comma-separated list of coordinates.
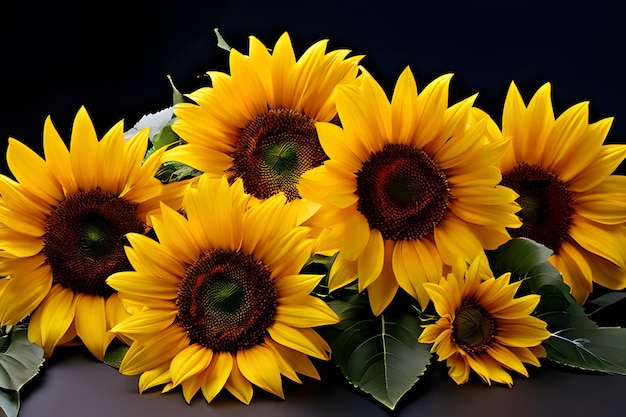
[488, 238, 626, 373]
[488, 237, 563, 292]
[103, 339, 130, 369]
[544, 327, 626, 374]
[487, 238, 595, 331]
[0, 388, 19, 417]
[0, 329, 44, 391]
[323, 294, 432, 410]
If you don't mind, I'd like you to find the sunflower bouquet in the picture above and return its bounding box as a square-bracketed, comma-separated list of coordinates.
[1, 30, 626, 415]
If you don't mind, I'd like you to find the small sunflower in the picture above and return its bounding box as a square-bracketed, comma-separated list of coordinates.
[299, 68, 521, 315]
[107, 175, 339, 404]
[418, 256, 550, 387]
[0, 107, 186, 360]
[498, 82, 626, 303]
[164, 32, 363, 222]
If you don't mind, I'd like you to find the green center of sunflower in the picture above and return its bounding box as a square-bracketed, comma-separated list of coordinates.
[453, 302, 495, 353]
[500, 162, 573, 253]
[42, 189, 147, 298]
[230, 108, 327, 201]
[355, 144, 452, 241]
[264, 142, 298, 177]
[208, 280, 245, 315]
[176, 249, 277, 353]
[79, 221, 109, 258]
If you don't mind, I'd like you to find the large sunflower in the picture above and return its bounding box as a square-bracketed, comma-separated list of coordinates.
[299, 68, 521, 315]
[498, 82, 626, 303]
[418, 256, 550, 386]
[164, 32, 362, 222]
[107, 175, 339, 404]
[0, 107, 186, 360]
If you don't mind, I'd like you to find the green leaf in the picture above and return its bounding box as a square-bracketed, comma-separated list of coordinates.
[488, 237, 563, 291]
[544, 327, 626, 374]
[487, 238, 595, 331]
[585, 291, 626, 315]
[214, 28, 232, 51]
[322, 294, 432, 410]
[0, 388, 19, 417]
[155, 161, 203, 184]
[151, 124, 181, 151]
[166, 74, 185, 105]
[0, 329, 44, 391]
[103, 339, 130, 369]
[488, 238, 626, 374]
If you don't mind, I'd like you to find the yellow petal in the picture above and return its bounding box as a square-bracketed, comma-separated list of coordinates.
[268, 322, 331, 359]
[200, 352, 234, 403]
[390, 67, 419, 145]
[75, 294, 113, 360]
[357, 229, 385, 291]
[0, 228, 43, 257]
[237, 344, 284, 399]
[275, 274, 324, 299]
[105, 294, 132, 345]
[6, 138, 63, 204]
[124, 233, 185, 285]
[274, 297, 339, 327]
[0, 264, 51, 325]
[69, 107, 100, 191]
[392, 239, 431, 308]
[138, 366, 171, 393]
[316, 122, 361, 170]
[150, 204, 202, 264]
[42, 116, 78, 194]
[111, 308, 176, 335]
[487, 344, 528, 377]
[328, 253, 358, 291]
[170, 343, 213, 386]
[446, 353, 471, 385]
[434, 216, 484, 265]
[366, 241, 399, 315]
[265, 338, 320, 382]
[120, 326, 188, 375]
[225, 356, 254, 404]
[107, 270, 179, 300]
[569, 214, 626, 267]
[28, 284, 77, 358]
[415, 74, 453, 147]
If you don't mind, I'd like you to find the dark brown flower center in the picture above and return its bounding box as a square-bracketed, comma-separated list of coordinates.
[176, 249, 277, 353]
[42, 189, 147, 298]
[500, 162, 573, 253]
[229, 108, 327, 201]
[453, 301, 495, 353]
[355, 144, 452, 241]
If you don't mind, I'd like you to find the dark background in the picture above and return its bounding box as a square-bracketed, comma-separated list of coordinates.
[1, 0, 625, 175]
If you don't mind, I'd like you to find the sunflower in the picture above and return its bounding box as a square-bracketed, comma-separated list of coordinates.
[164, 32, 362, 222]
[418, 256, 550, 386]
[497, 82, 626, 303]
[107, 174, 339, 404]
[0, 106, 186, 360]
[299, 68, 521, 315]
